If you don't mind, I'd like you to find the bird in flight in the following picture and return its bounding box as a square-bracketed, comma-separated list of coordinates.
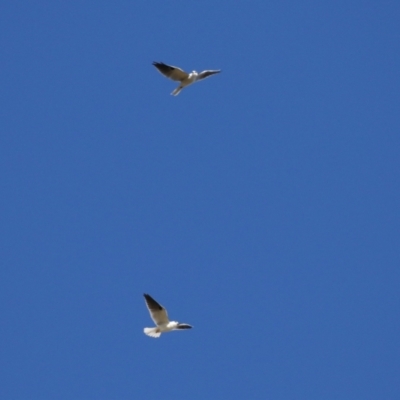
[152, 62, 221, 96]
[143, 293, 193, 338]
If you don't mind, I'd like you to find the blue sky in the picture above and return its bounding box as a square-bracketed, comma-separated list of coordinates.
[1, 1, 399, 399]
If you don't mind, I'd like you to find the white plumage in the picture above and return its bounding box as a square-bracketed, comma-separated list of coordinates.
[152, 62, 221, 96]
[143, 293, 193, 338]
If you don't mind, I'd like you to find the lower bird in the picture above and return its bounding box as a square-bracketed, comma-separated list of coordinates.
[152, 61, 221, 96]
[143, 293, 193, 338]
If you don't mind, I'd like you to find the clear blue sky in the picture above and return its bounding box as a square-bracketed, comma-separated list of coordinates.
[1, 1, 399, 399]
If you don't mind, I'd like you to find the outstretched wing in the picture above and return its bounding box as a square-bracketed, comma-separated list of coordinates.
[177, 323, 193, 330]
[152, 62, 189, 81]
[143, 293, 169, 325]
[197, 69, 221, 81]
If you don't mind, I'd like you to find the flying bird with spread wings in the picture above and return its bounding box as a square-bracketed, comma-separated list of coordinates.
[152, 62, 221, 96]
[143, 293, 193, 338]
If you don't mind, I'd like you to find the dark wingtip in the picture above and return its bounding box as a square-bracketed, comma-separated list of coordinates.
[177, 324, 193, 330]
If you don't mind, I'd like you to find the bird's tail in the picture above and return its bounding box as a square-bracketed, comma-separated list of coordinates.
[171, 86, 183, 96]
[144, 327, 161, 338]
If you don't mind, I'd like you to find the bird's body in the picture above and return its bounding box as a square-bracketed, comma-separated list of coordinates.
[143, 293, 192, 338]
[152, 62, 221, 96]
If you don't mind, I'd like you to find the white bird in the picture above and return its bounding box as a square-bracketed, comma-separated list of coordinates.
[152, 62, 221, 96]
[143, 293, 193, 338]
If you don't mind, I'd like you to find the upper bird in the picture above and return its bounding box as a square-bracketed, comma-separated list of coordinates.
[143, 293, 193, 338]
[152, 62, 221, 96]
